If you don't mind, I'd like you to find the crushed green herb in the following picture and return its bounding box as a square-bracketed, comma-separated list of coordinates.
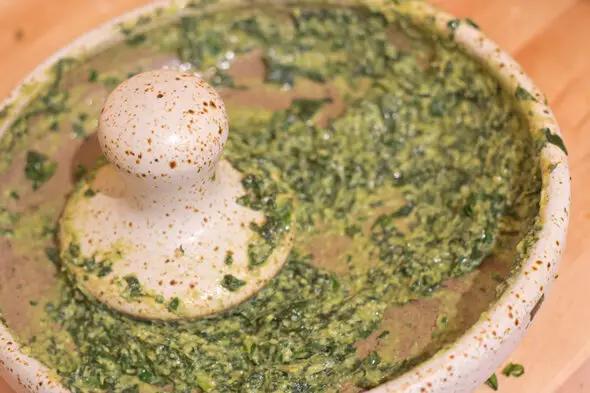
[74, 164, 87, 182]
[123, 275, 142, 299]
[224, 250, 234, 265]
[0, 4, 542, 393]
[45, 247, 61, 265]
[464, 18, 480, 29]
[502, 362, 525, 377]
[24, 150, 57, 190]
[83, 188, 96, 197]
[167, 297, 180, 311]
[126, 34, 147, 46]
[515, 86, 537, 101]
[221, 274, 246, 291]
[447, 18, 460, 37]
[543, 127, 568, 155]
[88, 69, 99, 82]
[485, 374, 499, 391]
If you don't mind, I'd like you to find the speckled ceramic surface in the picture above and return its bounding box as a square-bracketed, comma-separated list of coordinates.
[0, 0, 570, 392]
[59, 69, 294, 320]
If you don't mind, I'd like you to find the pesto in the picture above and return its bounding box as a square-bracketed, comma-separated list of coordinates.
[0, 4, 542, 393]
[45, 247, 60, 265]
[88, 69, 99, 82]
[0, 58, 74, 170]
[515, 86, 537, 101]
[501, 363, 525, 377]
[485, 374, 499, 391]
[221, 274, 247, 291]
[224, 251, 234, 266]
[544, 127, 568, 155]
[24, 150, 57, 190]
[447, 18, 459, 38]
[123, 275, 143, 299]
[83, 188, 96, 197]
[464, 18, 480, 29]
[74, 164, 88, 182]
[167, 297, 180, 312]
[72, 114, 90, 140]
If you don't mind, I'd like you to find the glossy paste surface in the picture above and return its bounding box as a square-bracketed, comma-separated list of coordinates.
[0, 2, 557, 393]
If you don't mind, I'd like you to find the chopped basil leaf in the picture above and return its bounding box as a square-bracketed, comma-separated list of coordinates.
[224, 251, 234, 265]
[83, 188, 96, 197]
[126, 34, 147, 46]
[74, 164, 87, 181]
[123, 275, 142, 299]
[24, 151, 57, 190]
[447, 18, 460, 34]
[221, 274, 246, 291]
[167, 297, 180, 311]
[464, 18, 479, 29]
[88, 69, 98, 82]
[543, 128, 568, 155]
[45, 247, 60, 265]
[502, 363, 525, 377]
[72, 124, 86, 139]
[68, 243, 80, 258]
[515, 86, 537, 101]
[97, 263, 113, 277]
[485, 374, 499, 391]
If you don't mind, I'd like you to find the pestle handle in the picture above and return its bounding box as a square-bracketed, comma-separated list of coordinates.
[98, 70, 228, 189]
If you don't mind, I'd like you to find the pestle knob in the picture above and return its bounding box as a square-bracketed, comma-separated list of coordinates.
[59, 70, 294, 320]
[99, 70, 227, 198]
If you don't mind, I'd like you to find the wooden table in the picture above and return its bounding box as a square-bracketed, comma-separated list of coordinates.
[0, 0, 588, 392]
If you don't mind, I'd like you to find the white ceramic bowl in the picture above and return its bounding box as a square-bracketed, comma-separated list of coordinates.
[0, 1, 570, 392]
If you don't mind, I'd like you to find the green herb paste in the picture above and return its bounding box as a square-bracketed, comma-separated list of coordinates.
[0, 3, 541, 393]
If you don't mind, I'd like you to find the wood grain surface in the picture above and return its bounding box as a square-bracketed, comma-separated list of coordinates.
[0, 1, 588, 392]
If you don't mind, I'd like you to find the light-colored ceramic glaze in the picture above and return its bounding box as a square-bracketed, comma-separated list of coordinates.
[0, 0, 571, 392]
[59, 69, 294, 320]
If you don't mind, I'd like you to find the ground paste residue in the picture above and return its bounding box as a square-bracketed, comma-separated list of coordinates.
[0, 5, 541, 393]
